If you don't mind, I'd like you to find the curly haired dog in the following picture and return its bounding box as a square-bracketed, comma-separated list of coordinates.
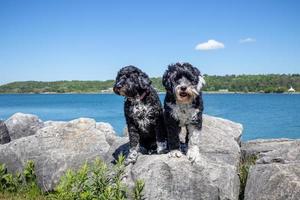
[113, 65, 167, 165]
[162, 63, 205, 162]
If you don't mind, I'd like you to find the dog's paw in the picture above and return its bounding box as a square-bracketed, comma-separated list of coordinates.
[168, 150, 183, 158]
[157, 141, 168, 154]
[186, 146, 200, 163]
[125, 149, 139, 166]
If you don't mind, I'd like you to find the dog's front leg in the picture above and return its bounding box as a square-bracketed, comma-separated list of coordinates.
[155, 114, 168, 154]
[186, 125, 201, 163]
[125, 146, 139, 166]
[165, 113, 183, 158]
[125, 121, 140, 166]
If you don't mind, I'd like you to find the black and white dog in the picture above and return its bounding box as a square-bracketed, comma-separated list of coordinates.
[113, 66, 167, 165]
[162, 63, 205, 162]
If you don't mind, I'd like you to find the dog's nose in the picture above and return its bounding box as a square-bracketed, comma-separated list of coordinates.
[180, 86, 187, 91]
[114, 82, 122, 89]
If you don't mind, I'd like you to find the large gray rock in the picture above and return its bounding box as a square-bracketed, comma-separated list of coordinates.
[0, 113, 243, 200]
[5, 113, 44, 140]
[123, 114, 243, 200]
[243, 139, 300, 200]
[96, 122, 118, 145]
[241, 138, 297, 159]
[0, 120, 11, 144]
[0, 118, 113, 191]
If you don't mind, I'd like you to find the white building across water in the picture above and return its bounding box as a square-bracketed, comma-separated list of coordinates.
[288, 86, 296, 93]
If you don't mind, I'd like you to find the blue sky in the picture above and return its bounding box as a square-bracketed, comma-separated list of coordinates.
[0, 0, 299, 84]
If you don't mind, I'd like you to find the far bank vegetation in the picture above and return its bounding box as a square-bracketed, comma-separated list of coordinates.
[0, 74, 299, 94]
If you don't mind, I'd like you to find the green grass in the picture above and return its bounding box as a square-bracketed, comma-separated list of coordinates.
[238, 154, 258, 200]
[0, 191, 47, 200]
[0, 155, 145, 200]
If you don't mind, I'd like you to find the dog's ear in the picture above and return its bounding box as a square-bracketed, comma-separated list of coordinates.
[138, 72, 152, 90]
[163, 64, 180, 91]
[162, 69, 173, 91]
[191, 66, 206, 91]
[183, 63, 205, 92]
[197, 75, 206, 91]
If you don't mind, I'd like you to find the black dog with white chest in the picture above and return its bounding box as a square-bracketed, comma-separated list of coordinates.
[162, 63, 205, 162]
[114, 66, 167, 165]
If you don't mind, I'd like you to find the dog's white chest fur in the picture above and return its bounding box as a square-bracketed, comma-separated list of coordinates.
[131, 99, 152, 131]
[167, 103, 199, 127]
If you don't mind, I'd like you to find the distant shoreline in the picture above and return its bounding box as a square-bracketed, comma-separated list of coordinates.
[1, 74, 299, 94]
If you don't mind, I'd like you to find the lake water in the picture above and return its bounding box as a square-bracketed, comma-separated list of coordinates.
[0, 94, 299, 141]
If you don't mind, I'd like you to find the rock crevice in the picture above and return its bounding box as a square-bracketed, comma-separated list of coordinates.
[242, 139, 300, 200]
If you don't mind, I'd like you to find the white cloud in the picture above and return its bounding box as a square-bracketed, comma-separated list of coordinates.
[239, 38, 256, 44]
[195, 40, 225, 50]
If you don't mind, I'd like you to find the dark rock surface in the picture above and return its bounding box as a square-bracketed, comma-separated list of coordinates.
[0, 120, 11, 144]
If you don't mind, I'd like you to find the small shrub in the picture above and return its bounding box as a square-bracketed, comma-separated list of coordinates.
[0, 163, 21, 193]
[0, 161, 44, 200]
[0, 156, 145, 200]
[133, 180, 145, 200]
[23, 161, 37, 185]
[51, 154, 145, 200]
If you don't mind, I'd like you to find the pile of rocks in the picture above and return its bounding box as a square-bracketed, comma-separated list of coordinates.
[0, 112, 299, 200]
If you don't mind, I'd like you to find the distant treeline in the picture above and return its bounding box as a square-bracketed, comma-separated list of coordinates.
[203, 74, 300, 93]
[0, 74, 299, 94]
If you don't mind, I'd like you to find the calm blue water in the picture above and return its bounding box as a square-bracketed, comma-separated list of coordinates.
[0, 94, 299, 141]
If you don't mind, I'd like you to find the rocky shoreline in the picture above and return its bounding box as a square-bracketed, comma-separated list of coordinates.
[0, 113, 299, 200]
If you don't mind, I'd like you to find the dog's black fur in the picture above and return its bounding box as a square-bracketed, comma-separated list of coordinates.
[162, 63, 205, 158]
[113, 65, 167, 164]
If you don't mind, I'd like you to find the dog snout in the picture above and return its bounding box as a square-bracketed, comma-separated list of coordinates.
[114, 81, 123, 90]
[113, 82, 122, 94]
[115, 83, 122, 89]
[180, 86, 187, 91]
[113, 86, 119, 94]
